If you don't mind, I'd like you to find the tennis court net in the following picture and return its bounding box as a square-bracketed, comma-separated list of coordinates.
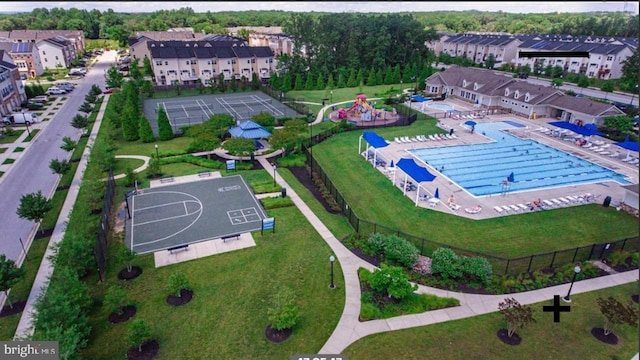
[219, 99, 273, 107]
[161, 104, 210, 112]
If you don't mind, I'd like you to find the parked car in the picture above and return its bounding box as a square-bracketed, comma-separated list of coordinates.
[29, 95, 50, 104]
[45, 87, 68, 95]
[55, 82, 74, 92]
[3, 112, 38, 125]
[103, 88, 114, 94]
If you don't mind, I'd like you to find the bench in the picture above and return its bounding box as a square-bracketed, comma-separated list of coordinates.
[167, 244, 189, 254]
[160, 176, 174, 183]
[198, 171, 211, 177]
[222, 233, 240, 243]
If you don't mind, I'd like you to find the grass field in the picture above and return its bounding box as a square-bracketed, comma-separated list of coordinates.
[344, 282, 639, 360]
[311, 123, 639, 259]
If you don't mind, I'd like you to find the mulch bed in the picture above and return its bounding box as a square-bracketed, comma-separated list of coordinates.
[0, 300, 26, 318]
[166, 289, 193, 306]
[289, 166, 339, 214]
[198, 153, 264, 171]
[350, 247, 382, 267]
[632, 294, 639, 304]
[590, 327, 619, 345]
[118, 266, 143, 280]
[126, 339, 159, 360]
[496, 328, 522, 345]
[56, 185, 71, 191]
[108, 305, 137, 324]
[265, 324, 293, 343]
[609, 258, 639, 273]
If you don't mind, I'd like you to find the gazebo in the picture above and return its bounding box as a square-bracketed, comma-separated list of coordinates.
[228, 120, 271, 139]
[392, 158, 437, 206]
[358, 131, 389, 167]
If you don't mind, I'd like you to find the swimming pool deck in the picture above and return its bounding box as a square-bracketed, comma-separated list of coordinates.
[373, 106, 638, 220]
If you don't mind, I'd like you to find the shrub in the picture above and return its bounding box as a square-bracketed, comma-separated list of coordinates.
[267, 287, 300, 330]
[365, 233, 386, 255]
[459, 256, 493, 285]
[368, 264, 417, 300]
[606, 250, 631, 267]
[383, 234, 419, 268]
[104, 285, 130, 315]
[128, 319, 152, 352]
[431, 247, 462, 280]
[167, 271, 191, 297]
[498, 297, 536, 338]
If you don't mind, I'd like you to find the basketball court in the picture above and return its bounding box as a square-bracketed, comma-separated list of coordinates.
[125, 175, 268, 255]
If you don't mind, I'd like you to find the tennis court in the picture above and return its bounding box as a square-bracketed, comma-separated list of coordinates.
[124, 175, 267, 255]
[143, 91, 300, 134]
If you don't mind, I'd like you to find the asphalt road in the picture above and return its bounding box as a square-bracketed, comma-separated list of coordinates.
[0, 51, 116, 262]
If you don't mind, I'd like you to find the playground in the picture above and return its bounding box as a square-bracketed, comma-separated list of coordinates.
[328, 93, 403, 126]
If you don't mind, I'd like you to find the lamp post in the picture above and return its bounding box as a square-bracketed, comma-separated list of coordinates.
[562, 265, 581, 303]
[329, 255, 335, 289]
[272, 163, 277, 187]
[629, 84, 638, 107]
[154, 144, 159, 160]
[330, 90, 333, 105]
[24, 121, 31, 139]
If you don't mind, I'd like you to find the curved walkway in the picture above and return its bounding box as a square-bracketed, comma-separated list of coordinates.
[256, 155, 638, 355]
[112, 155, 150, 180]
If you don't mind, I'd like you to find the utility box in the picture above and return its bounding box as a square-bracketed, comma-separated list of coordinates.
[603, 196, 612, 207]
[281, 187, 287, 198]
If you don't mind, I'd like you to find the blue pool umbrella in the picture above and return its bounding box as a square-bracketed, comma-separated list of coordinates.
[434, 188, 440, 199]
[464, 120, 477, 127]
[614, 135, 638, 152]
[507, 172, 515, 182]
[389, 160, 394, 168]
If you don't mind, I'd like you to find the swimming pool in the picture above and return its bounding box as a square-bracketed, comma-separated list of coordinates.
[426, 103, 455, 111]
[408, 121, 632, 197]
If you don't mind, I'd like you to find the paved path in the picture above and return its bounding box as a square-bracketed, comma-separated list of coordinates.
[14, 95, 110, 339]
[258, 156, 638, 355]
[112, 155, 150, 180]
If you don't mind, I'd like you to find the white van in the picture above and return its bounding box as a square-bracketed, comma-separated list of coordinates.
[45, 87, 67, 95]
[55, 82, 74, 91]
[3, 112, 38, 125]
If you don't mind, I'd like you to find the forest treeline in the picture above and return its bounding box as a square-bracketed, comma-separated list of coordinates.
[0, 7, 637, 42]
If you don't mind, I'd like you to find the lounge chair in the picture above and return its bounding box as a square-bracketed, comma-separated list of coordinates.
[428, 198, 440, 207]
[551, 199, 563, 206]
[600, 143, 610, 149]
[517, 203, 529, 211]
[599, 151, 611, 156]
[542, 199, 555, 208]
[450, 204, 461, 211]
[509, 204, 521, 212]
[394, 137, 402, 144]
[493, 206, 504, 214]
[557, 197, 571, 205]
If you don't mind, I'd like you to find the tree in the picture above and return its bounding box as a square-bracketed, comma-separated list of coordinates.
[127, 58, 142, 81]
[156, 107, 174, 141]
[603, 115, 633, 133]
[229, 75, 238, 92]
[138, 115, 156, 143]
[128, 319, 152, 352]
[105, 285, 131, 316]
[60, 136, 76, 152]
[49, 158, 71, 176]
[601, 82, 615, 100]
[147, 157, 162, 178]
[71, 114, 90, 134]
[78, 101, 93, 114]
[217, 73, 226, 93]
[167, 271, 191, 297]
[118, 246, 137, 273]
[142, 56, 154, 78]
[498, 298, 536, 338]
[485, 53, 497, 69]
[368, 264, 417, 300]
[551, 78, 564, 88]
[620, 48, 638, 89]
[251, 72, 261, 91]
[106, 65, 124, 89]
[267, 287, 300, 331]
[576, 75, 590, 93]
[141, 80, 154, 98]
[16, 190, 52, 235]
[596, 296, 638, 336]
[223, 138, 255, 158]
[0, 254, 26, 309]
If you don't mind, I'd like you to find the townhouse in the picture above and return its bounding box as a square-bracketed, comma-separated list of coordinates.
[37, 36, 77, 72]
[227, 26, 296, 56]
[425, 65, 625, 125]
[128, 29, 199, 61]
[147, 40, 275, 86]
[427, 33, 637, 79]
[0, 41, 45, 79]
[0, 49, 27, 116]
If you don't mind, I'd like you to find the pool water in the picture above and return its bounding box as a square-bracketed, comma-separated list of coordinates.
[426, 103, 455, 111]
[408, 121, 631, 197]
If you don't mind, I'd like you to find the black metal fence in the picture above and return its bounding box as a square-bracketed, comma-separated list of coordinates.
[95, 167, 115, 282]
[305, 130, 639, 276]
[262, 85, 310, 117]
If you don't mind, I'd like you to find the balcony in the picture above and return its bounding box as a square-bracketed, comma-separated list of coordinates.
[180, 73, 199, 81]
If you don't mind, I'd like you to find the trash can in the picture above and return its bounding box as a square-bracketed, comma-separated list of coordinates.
[281, 187, 287, 198]
[603, 196, 611, 207]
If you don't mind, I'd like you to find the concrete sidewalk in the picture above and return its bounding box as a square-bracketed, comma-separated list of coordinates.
[13, 95, 110, 339]
[257, 157, 638, 355]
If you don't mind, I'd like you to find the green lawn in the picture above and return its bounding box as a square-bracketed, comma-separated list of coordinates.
[2, 158, 14, 164]
[112, 157, 146, 176]
[113, 137, 193, 157]
[82, 205, 345, 359]
[13, 147, 24, 152]
[344, 282, 639, 360]
[311, 125, 639, 259]
[0, 130, 25, 144]
[23, 129, 39, 142]
[0, 148, 6, 154]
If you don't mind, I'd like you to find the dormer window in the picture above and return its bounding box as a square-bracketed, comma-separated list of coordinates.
[504, 88, 510, 97]
[514, 90, 520, 99]
[473, 82, 479, 91]
[462, 80, 468, 87]
[524, 92, 530, 102]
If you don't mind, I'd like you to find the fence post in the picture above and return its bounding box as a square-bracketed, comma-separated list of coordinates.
[572, 246, 581, 263]
[421, 238, 425, 255]
[549, 251, 557, 268]
[527, 255, 534, 273]
[621, 238, 627, 251]
[504, 259, 510, 275]
[356, 217, 359, 233]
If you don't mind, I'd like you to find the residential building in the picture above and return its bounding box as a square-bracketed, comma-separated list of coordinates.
[0, 50, 27, 116]
[37, 36, 77, 71]
[147, 40, 275, 86]
[128, 29, 199, 61]
[427, 32, 637, 79]
[227, 26, 295, 56]
[0, 41, 44, 78]
[425, 65, 625, 125]
[7, 29, 85, 55]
